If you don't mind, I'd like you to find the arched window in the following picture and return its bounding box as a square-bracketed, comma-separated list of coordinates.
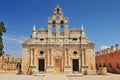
[103, 63, 106, 67]
[116, 63, 120, 69]
[57, 8, 59, 13]
[109, 63, 112, 68]
[52, 21, 56, 33]
[52, 21, 56, 27]
[96, 64, 98, 70]
[17, 63, 21, 69]
[99, 63, 101, 67]
[60, 21, 64, 33]
[60, 21, 64, 27]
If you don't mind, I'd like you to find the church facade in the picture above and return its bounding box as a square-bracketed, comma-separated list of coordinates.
[22, 5, 96, 74]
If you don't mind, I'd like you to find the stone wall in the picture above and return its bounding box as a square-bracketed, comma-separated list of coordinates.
[0, 54, 21, 71]
[96, 44, 120, 74]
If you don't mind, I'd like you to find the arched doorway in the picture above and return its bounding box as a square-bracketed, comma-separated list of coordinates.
[53, 49, 63, 73]
[16, 63, 21, 70]
[54, 58, 62, 72]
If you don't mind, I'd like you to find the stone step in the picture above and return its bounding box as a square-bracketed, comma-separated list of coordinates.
[43, 74, 69, 80]
[66, 74, 83, 77]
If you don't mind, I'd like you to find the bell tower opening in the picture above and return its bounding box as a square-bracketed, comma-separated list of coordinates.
[57, 8, 60, 13]
[60, 21, 64, 34]
[52, 21, 56, 34]
[48, 5, 69, 37]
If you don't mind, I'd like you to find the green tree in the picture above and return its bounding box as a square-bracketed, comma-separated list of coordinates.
[0, 22, 6, 56]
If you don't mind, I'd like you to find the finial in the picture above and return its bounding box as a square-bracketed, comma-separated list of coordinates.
[33, 24, 36, 31]
[81, 24, 85, 36]
[57, 4, 60, 8]
[81, 24, 84, 31]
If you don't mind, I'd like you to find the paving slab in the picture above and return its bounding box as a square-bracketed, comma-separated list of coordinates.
[68, 75, 120, 80]
[0, 74, 44, 80]
[0, 73, 120, 80]
[43, 73, 69, 80]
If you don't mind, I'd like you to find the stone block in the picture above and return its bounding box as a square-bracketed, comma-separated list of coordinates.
[98, 67, 107, 75]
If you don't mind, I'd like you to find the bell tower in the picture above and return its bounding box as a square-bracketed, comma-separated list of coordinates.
[48, 5, 69, 37]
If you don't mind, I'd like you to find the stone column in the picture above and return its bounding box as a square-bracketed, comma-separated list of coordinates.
[56, 23, 60, 37]
[30, 48, 33, 66]
[116, 44, 119, 52]
[48, 23, 52, 36]
[82, 49, 84, 66]
[66, 48, 69, 65]
[105, 49, 108, 54]
[84, 49, 86, 65]
[64, 23, 68, 37]
[29, 49, 31, 66]
[46, 48, 48, 66]
[32, 48, 35, 65]
[100, 50, 102, 55]
[49, 48, 51, 65]
[111, 46, 114, 53]
[107, 48, 111, 54]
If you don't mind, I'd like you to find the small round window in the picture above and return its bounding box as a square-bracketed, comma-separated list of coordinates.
[40, 51, 44, 54]
[73, 51, 77, 54]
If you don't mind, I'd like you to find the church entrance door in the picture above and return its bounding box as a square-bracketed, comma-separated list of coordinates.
[73, 59, 79, 71]
[38, 59, 45, 71]
[54, 59, 62, 72]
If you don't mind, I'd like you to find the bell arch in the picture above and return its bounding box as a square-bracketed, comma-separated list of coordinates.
[60, 20, 64, 33]
[52, 20, 56, 34]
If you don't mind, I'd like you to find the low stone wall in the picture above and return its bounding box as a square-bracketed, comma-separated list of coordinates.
[0, 71, 18, 74]
[98, 67, 107, 75]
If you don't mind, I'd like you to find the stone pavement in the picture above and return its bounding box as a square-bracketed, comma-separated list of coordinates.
[43, 73, 69, 80]
[0, 73, 120, 80]
[0, 74, 44, 80]
[107, 73, 120, 78]
[68, 75, 120, 80]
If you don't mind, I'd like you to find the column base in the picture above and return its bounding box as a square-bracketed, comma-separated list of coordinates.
[82, 69, 97, 75]
[64, 66, 72, 74]
[28, 66, 36, 74]
[46, 66, 54, 73]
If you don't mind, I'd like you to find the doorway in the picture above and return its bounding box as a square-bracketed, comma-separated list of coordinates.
[38, 59, 45, 71]
[54, 59, 62, 72]
[73, 59, 79, 71]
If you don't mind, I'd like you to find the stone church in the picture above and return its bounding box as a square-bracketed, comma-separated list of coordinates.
[22, 5, 96, 74]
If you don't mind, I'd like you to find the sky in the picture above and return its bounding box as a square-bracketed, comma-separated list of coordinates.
[0, 0, 120, 58]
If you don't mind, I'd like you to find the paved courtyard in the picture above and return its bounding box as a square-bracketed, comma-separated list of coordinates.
[68, 75, 120, 80]
[0, 73, 120, 80]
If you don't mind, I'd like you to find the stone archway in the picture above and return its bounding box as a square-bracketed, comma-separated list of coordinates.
[53, 49, 63, 73]
[54, 58, 62, 72]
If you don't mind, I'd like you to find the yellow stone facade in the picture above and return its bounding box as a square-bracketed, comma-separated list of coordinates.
[0, 54, 21, 71]
[22, 5, 96, 74]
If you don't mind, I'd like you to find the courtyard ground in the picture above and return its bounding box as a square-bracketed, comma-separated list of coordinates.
[0, 73, 120, 80]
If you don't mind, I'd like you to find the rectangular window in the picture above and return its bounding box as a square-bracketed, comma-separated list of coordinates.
[73, 38, 77, 41]
[40, 38, 44, 41]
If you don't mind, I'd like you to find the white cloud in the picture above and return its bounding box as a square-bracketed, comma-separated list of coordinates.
[3, 35, 28, 44]
[2, 34, 29, 57]
[5, 50, 22, 58]
[100, 45, 110, 50]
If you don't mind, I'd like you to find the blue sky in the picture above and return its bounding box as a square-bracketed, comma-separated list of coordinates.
[0, 0, 120, 58]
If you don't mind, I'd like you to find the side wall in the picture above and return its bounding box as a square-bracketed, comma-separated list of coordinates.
[22, 46, 30, 72]
[96, 51, 120, 73]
